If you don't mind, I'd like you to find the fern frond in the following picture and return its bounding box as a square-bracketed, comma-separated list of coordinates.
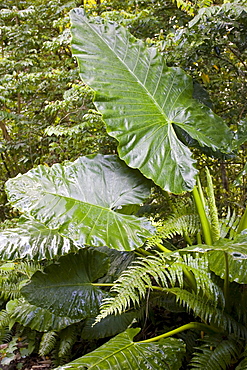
[0, 309, 11, 343]
[189, 2, 246, 28]
[58, 325, 77, 357]
[169, 288, 247, 338]
[236, 345, 247, 369]
[0, 261, 43, 300]
[39, 331, 57, 356]
[15, 260, 43, 278]
[179, 254, 225, 306]
[219, 207, 239, 239]
[190, 335, 242, 370]
[0, 327, 12, 343]
[147, 208, 200, 249]
[0, 280, 22, 300]
[96, 253, 222, 325]
[95, 252, 178, 323]
[0, 309, 11, 328]
[234, 286, 247, 326]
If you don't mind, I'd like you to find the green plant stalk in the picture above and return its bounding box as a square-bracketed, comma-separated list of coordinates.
[197, 176, 206, 209]
[237, 207, 247, 234]
[136, 248, 152, 256]
[196, 231, 202, 244]
[206, 167, 220, 242]
[224, 252, 229, 310]
[192, 185, 213, 245]
[183, 231, 193, 246]
[156, 243, 173, 253]
[138, 322, 221, 343]
[92, 283, 165, 292]
[183, 267, 197, 292]
[92, 283, 115, 287]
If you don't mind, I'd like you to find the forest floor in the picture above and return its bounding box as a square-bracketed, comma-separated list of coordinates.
[0, 355, 52, 370]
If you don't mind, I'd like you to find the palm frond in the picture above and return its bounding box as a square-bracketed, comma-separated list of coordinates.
[190, 335, 242, 370]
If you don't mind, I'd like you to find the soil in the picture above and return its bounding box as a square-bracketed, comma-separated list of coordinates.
[0, 355, 52, 370]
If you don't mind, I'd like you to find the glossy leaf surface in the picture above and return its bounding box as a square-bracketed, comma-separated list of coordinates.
[208, 232, 247, 283]
[5, 154, 154, 251]
[0, 218, 79, 260]
[55, 328, 185, 370]
[179, 233, 247, 283]
[21, 249, 109, 319]
[81, 310, 141, 340]
[70, 9, 232, 193]
[6, 299, 79, 332]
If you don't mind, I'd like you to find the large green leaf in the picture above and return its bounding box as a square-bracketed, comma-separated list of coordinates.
[96, 246, 135, 283]
[81, 310, 141, 340]
[21, 249, 109, 319]
[178, 233, 247, 283]
[55, 328, 185, 370]
[5, 154, 154, 251]
[70, 9, 232, 193]
[6, 299, 80, 332]
[208, 235, 247, 283]
[0, 217, 79, 260]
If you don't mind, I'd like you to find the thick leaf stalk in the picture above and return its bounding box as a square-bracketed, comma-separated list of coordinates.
[192, 183, 213, 245]
[206, 167, 221, 243]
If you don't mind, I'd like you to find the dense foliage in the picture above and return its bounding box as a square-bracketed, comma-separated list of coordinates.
[0, 0, 246, 369]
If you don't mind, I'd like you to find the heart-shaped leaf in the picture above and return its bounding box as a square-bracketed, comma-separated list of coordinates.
[5, 154, 154, 251]
[55, 328, 185, 370]
[81, 310, 141, 340]
[0, 217, 79, 260]
[6, 299, 80, 332]
[70, 9, 232, 193]
[21, 249, 109, 319]
[178, 233, 247, 283]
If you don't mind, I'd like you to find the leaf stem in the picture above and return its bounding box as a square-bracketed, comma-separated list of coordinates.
[183, 268, 197, 292]
[224, 252, 229, 310]
[92, 283, 114, 287]
[237, 207, 247, 234]
[156, 243, 173, 253]
[193, 185, 213, 245]
[205, 167, 220, 242]
[92, 283, 165, 292]
[138, 322, 220, 343]
[183, 231, 193, 246]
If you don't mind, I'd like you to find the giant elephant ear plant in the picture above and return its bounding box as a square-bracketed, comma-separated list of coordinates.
[0, 7, 247, 370]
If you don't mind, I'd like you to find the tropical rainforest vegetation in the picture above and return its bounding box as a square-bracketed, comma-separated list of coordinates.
[0, 0, 247, 369]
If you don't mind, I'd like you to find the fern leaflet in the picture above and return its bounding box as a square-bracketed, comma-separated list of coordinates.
[169, 288, 247, 338]
[39, 331, 57, 356]
[96, 253, 223, 324]
[190, 335, 242, 370]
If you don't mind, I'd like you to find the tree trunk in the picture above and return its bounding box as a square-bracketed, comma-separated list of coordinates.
[0, 121, 11, 141]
